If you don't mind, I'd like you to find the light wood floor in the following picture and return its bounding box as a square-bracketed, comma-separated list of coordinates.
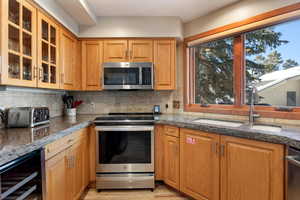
[83, 184, 191, 200]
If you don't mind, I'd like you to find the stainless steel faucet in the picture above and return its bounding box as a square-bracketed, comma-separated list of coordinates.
[249, 86, 260, 127]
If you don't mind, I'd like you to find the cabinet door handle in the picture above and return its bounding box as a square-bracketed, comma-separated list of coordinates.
[212, 142, 218, 155]
[130, 50, 133, 59]
[67, 156, 71, 168]
[33, 66, 37, 79]
[61, 73, 64, 84]
[72, 155, 75, 168]
[39, 68, 43, 80]
[220, 144, 225, 156]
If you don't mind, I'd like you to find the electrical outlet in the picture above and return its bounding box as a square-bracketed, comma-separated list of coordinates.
[173, 101, 180, 109]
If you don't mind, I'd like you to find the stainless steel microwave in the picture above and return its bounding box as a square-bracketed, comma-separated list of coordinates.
[102, 62, 154, 90]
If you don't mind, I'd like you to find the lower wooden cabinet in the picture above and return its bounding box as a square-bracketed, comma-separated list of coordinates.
[220, 135, 284, 200]
[45, 150, 68, 200]
[155, 125, 165, 181]
[180, 128, 220, 200]
[157, 125, 285, 200]
[164, 134, 180, 190]
[45, 128, 90, 200]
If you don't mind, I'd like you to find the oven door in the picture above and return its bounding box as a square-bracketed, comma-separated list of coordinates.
[95, 126, 154, 173]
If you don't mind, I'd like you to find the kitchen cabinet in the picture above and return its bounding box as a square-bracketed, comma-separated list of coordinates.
[220, 135, 284, 200]
[67, 140, 83, 200]
[180, 128, 220, 200]
[164, 129, 180, 190]
[154, 39, 176, 90]
[45, 128, 90, 200]
[81, 40, 103, 91]
[103, 40, 128, 62]
[60, 29, 76, 90]
[37, 11, 60, 89]
[45, 150, 68, 200]
[155, 125, 164, 181]
[128, 40, 153, 62]
[103, 39, 153, 62]
[82, 132, 90, 189]
[156, 125, 285, 200]
[0, 0, 37, 87]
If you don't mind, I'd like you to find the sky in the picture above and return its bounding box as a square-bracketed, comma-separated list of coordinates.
[273, 19, 300, 64]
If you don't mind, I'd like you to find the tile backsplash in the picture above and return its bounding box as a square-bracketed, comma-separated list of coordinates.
[70, 90, 175, 114]
[0, 89, 64, 121]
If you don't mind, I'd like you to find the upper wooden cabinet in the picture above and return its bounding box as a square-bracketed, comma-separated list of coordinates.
[154, 39, 176, 90]
[60, 29, 76, 90]
[103, 40, 128, 62]
[37, 11, 60, 89]
[103, 39, 153, 63]
[0, 0, 37, 87]
[81, 40, 103, 91]
[180, 128, 220, 200]
[128, 40, 153, 62]
[220, 135, 284, 200]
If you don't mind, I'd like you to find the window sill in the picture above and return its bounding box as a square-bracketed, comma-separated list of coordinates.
[184, 104, 300, 120]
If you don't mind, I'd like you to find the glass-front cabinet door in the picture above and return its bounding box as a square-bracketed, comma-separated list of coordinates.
[37, 12, 60, 89]
[1, 0, 37, 87]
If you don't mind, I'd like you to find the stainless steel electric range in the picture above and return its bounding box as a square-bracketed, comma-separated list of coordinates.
[94, 113, 155, 190]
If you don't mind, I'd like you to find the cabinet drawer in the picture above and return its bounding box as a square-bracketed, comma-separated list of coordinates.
[164, 125, 179, 137]
[45, 129, 87, 160]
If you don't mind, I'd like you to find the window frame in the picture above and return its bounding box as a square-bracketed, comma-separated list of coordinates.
[184, 3, 300, 120]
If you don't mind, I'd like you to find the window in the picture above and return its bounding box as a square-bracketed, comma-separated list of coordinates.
[185, 6, 300, 119]
[287, 91, 296, 106]
[245, 19, 300, 107]
[191, 37, 234, 105]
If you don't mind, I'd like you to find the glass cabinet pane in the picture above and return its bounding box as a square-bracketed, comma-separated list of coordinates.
[42, 63, 49, 83]
[23, 32, 31, 56]
[23, 58, 32, 80]
[8, 53, 20, 79]
[42, 42, 49, 62]
[8, 25, 20, 52]
[50, 26, 56, 45]
[50, 66, 56, 83]
[22, 6, 32, 32]
[9, 0, 20, 25]
[50, 46, 56, 64]
[42, 20, 48, 41]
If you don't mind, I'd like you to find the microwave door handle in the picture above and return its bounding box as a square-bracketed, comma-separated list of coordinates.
[95, 126, 154, 131]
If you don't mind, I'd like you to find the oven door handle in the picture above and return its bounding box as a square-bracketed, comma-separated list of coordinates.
[95, 126, 154, 131]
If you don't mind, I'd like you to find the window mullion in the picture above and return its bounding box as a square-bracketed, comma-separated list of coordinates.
[233, 34, 245, 107]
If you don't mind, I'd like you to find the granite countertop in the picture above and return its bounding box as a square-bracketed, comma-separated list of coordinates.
[2, 113, 300, 167]
[0, 115, 98, 167]
[156, 114, 300, 149]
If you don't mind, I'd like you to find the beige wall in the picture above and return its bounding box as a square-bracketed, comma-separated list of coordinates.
[79, 16, 183, 39]
[33, 0, 79, 35]
[184, 0, 300, 37]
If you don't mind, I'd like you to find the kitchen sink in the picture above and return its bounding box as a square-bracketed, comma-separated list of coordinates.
[250, 125, 282, 132]
[193, 119, 244, 128]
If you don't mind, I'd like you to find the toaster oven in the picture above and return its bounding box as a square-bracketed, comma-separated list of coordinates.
[6, 107, 50, 128]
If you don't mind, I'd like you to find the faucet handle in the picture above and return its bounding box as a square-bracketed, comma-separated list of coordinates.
[253, 113, 260, 118]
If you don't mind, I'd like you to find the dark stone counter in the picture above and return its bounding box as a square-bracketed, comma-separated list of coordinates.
[2, 113, 300, 167]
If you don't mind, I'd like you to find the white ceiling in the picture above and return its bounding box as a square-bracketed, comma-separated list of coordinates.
[85, 0, 239, 22]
